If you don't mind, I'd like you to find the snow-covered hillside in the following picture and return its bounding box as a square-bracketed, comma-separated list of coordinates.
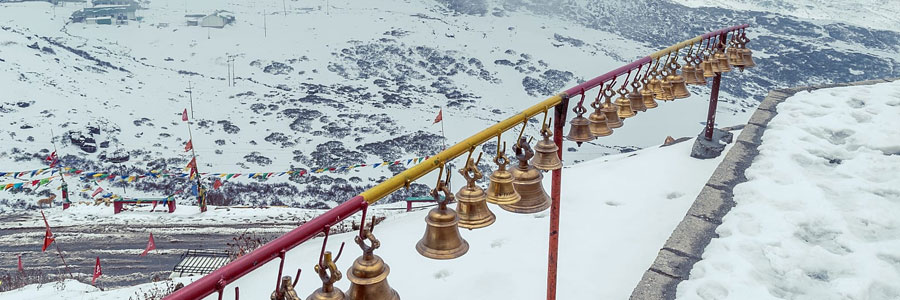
[2, 0, 898, 209]
[670, 0, 900, 33]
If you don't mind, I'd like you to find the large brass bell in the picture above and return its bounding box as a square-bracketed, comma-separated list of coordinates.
[416, 172, 469, 259]
[668, 64, 690, 99]
[501, 137, 550, 214]
[456, 152, 496, 229]
[601, 84, 623, 128]
[588, 98, 613, 137]
[727, 47, 744, 67]
[567, 103, 594, 146]
[709, 53, 722, 73]
[615, 86, 635, 119]
[533, 123, 563, 170]
[346, 230, 400, 300]
[306, 252, 346, 300]
[640, 76, 658, 109]
[627, 79, 646, 112]
[486, 145, 520, 205]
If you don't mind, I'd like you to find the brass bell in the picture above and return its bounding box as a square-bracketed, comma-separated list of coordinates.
[456, 153, 496, 229]
[648, 73, 662, 97]
[658, 71, 675, 101]
[615, 87, 635, 119]
[416, 173, 469, 259]
[682, 64, 698, 85]
[346, 230, 401, 300]
[716, 51, 731, 73]
[701, 58, 715, 78]
[272, 276, 301, 300]
[741, 48, 755, 68]
[500, 137, 550, 214]
[533, 124, 563, 170]
[667, 68, 690, 99]
[486, 147, 520, 206]
[628, 88, 646, 113]
[567, 109, 594, 145]
[640, 77, 658, 109]
[588, 100, 613, 137]
[306, 252, 346, 300]
[709, 54, 722, 73]
[601, 85, 623, 128]
[727, 48, 745, 67]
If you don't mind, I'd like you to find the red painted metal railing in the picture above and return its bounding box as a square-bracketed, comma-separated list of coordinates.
[164, 23, 750, 300]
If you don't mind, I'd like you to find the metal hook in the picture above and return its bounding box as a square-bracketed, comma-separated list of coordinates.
[317, 226, 346, 270]
[291, 268, 302, 288]
[234, 287, 239, 300]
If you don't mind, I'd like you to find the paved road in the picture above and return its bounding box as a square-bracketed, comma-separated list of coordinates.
[0, 212, 297, 290]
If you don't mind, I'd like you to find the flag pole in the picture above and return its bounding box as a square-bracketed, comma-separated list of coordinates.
[185, 82, 204, 212]
[440, 107, 446, 150]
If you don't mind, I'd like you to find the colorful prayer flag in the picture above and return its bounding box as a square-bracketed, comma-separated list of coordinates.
[213, 179, 223, 190]
[181, 108, 188, 121]
[184, 140, 193, 152]
[91, 187, 104, 198]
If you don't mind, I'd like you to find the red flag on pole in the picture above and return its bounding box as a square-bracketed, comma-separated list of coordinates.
[433, 109, 443, 124]
[140, 233, 156, 256]
[184, 140, 193, 152]
[46, 151, 58, 167]
[17, 255, 23, 272]
[181, 108, 188, 121]
[213, 179, 223, 190]
[40, 211, 55, 252]
[91, 187, 104, 198]
[92, 257, 102, 285]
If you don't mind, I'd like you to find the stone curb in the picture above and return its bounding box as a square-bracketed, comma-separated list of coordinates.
[628, 78, 898, 300]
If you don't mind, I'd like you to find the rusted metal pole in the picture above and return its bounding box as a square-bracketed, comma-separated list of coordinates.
[547, 96, 569, 300]
[704, 32, 727, 141]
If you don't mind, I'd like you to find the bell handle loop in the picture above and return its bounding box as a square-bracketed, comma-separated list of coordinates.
[631, 64, 643, 89]
[683, 42, 695, 64]
[591, 89, 603, 110]
[355, 229, 381, 256]
[572, 89, 587, 115]
[603, 78, 617, 98]
[540, 117, 552, 138]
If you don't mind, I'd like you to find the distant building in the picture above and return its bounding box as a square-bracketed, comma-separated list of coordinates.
[71, 0, 139, 24]
[184, 10, 234, 28]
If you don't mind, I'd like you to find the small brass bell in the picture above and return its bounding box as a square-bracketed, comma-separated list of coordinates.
[601, 85, 623, 128]
[716, 51, 731, 73]
[456, 153, 496, 229]
[615, 87, 635, 119]
[640, 77, 658, 109]
[346, 230, 401, 300]
[486, 147, 520, 205]
[416, 174, 469, 259]
[667, 68, 690, 99]
[272, 276, 301, 300]
[567, 108, 594, 145]
[533, 124, 563, 170]
[648, 74, 663, 97]
[501, 137, 550, 214]
[709, 54, 722, 73]
[701, 58, 715, 78]
[682, 64, 698, 85]
[741, 48, 755, 68]
[658, 71, 675, 101]
[727, 48, 745, 67]
[306, 252, 346, 300]
[588, 100, 613, 137]
[628, 87, 646, 112]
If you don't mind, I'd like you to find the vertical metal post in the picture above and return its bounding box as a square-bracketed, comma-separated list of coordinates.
[704, 33, 727, 141]
[547, 96, 569, 300]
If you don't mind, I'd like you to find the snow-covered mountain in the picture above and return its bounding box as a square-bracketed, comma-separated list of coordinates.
[1, 0, 898, 209]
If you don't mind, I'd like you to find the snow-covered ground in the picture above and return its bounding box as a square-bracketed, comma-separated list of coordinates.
[669, 0, 900, 33]
[676, 81, 900, 299]
[0, 135, 735, 299]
